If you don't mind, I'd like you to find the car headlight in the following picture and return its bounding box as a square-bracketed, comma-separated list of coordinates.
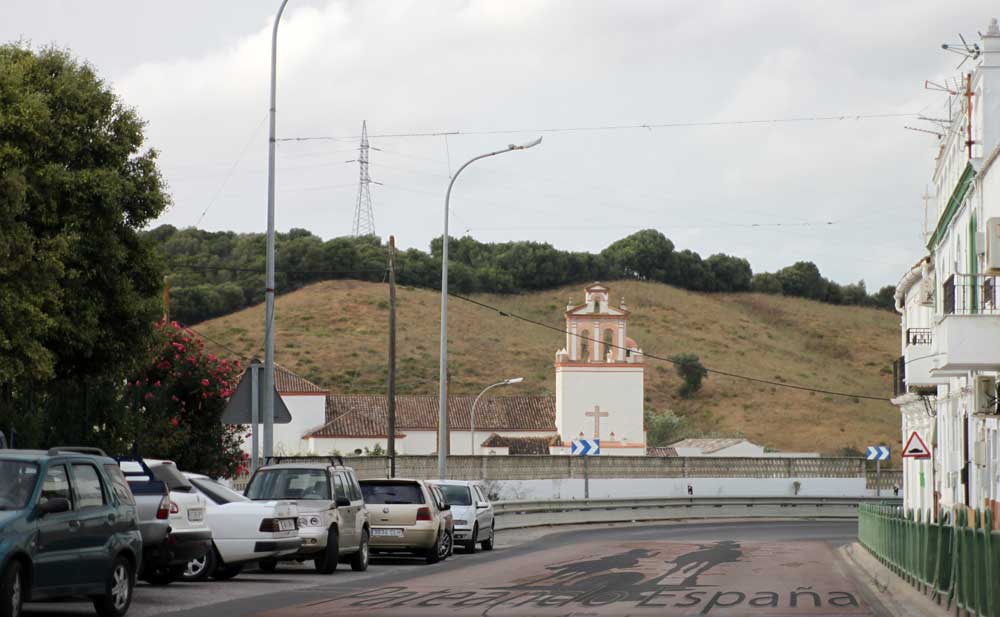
[298, 515, 322, 527]
[453, 519, 468, 526]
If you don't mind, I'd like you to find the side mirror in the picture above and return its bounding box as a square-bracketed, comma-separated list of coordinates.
[476, 503, 489, 509]
[441, 503, 451, 511]
[335, 496, 351, 508]
[37, 497, 71, 516]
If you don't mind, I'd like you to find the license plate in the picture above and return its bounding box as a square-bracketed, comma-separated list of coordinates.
[187, 509, 205, 522]
[372, 528, 403, 537]
[278, 519, 295, 531]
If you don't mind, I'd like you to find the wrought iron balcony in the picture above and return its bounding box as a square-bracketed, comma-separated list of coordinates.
[906, 328, 933, 345]
[942, 273, 1000, 315]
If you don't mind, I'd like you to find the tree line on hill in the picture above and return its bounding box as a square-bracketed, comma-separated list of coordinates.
[150, 226, 896, 324]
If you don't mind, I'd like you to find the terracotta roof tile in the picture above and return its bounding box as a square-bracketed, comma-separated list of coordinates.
[667, 438, 750, 454]
[480, 433, 560, 455]
[308, 395, 556, 438]
[235, 364, 327, 395]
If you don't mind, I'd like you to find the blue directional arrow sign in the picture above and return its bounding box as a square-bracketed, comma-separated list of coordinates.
[571, 439, 600, 456]
[866, 446, 890, 461]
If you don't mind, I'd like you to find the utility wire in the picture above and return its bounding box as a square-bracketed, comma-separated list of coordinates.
[177, 322, 250, 362]
[276, 112, 918, 142]
[448, 292, 891, 402]
[167, 263, 389, 276]
[194, 113, 268, 226]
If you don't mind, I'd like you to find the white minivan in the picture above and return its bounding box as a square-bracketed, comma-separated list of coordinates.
[430, 480, 494, 553]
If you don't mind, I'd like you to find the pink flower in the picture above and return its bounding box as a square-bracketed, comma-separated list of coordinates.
[153, 380, 161, 388]
[170, 417, 180, 427]
[201, 378, 210, 387]
[143, 392, 154, 401]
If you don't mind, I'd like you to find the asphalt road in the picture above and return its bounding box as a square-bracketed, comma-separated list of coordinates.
[25, 520, 893, 617]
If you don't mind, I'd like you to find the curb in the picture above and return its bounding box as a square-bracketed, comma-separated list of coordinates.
[838, 542, 947, 617]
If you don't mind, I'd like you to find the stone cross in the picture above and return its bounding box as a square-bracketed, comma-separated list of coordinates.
[585, 405, 609, 439]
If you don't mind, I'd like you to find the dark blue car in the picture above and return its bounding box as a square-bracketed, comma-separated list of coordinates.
[0, 448, 143, 617]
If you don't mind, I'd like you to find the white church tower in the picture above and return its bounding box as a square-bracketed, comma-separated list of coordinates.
[554, 283, 646, 455]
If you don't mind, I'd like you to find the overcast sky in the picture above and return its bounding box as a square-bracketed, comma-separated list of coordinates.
[5, 1, 998, 288]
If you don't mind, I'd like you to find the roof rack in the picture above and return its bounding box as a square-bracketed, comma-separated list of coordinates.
[47, 446, 108, 457]
[263, 455, 345, 467]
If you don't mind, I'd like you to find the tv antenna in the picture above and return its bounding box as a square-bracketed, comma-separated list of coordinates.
[941, 33, 981, 69]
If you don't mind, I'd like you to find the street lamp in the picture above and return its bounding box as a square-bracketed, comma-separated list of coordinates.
[263, 0, 290, 458]
[437, 137, 542, 479]
[470, 378, 524, 456]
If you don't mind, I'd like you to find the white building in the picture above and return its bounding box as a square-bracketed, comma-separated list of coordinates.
[893, 19, 1000, 521]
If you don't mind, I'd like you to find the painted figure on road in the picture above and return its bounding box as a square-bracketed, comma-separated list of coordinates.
[654, 540, 743, 587]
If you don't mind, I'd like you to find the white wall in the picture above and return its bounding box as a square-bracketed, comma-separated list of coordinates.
[493, 477, 868, 501]
[556, 365, 644, 444]
[310, 430, 559, 456]
[240, 393, 327, 457]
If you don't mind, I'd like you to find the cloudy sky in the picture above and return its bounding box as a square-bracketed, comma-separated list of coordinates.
[5, 1, 997, 287]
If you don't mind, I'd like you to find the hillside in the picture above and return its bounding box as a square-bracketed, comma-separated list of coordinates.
[195, 279, 901, 454]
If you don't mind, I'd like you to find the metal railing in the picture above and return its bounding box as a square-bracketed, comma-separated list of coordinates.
[493, 495, 900, 530]
[907, 328, 933, 345]
[859, 505, 999, 616]
[943, 273, 1000, 315]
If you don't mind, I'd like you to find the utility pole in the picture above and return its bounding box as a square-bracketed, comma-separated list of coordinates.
[351, 121, 377, 237]
[162, 275, 171, 322]
[387, 235, 397, 478]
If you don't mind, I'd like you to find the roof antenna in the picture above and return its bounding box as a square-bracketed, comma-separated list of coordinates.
[941, 33, 981, 69]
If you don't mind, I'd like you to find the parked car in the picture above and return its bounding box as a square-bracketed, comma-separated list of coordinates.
[118, 458, 212, 585]
[0, 447, 142, 617]
[180, 472, 301, 581]
[244, 456, 369, 573]
[359, 478, 453, 564]
[430, 480, 495, 553]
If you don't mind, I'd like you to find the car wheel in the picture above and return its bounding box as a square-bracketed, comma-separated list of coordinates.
[211, 563, 244, 581]
[142, 564, 183, 586]
[465, 525, 478, 554]
[1, 559, 23, 617]
[314, 527, 339, 574]
[350, 530, 370, 572]
[92, 556, 134, 617]
[257, 558, 278, 573]
[181, 547, 216, 581]
[481, 523, 495, 551]
[425, 531, 443, 564]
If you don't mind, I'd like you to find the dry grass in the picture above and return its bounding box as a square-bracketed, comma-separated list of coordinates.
[196, 279, 900, 454]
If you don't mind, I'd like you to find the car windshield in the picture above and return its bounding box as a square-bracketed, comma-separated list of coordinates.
[149, 463, 194, 492]
[436, 484, 472, 506]
[246, 468, 331, 500]
[191, 478, 249, 505]
[0, 460, 39, 510]
[360, 481, 425, 504]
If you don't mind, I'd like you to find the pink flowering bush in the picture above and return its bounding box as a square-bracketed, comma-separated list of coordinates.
[128, 319, 245, 478]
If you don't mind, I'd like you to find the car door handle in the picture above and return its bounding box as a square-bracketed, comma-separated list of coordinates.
[68, 520, 81, 530]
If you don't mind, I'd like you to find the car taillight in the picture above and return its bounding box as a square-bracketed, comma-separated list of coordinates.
[259, 518, 278, 532]
[169, 501, 180, 514]
[416, 507, 432, 521]
[156, 496, 171, 520]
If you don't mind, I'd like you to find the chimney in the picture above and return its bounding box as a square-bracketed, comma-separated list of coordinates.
[984, 18, 1000, 68]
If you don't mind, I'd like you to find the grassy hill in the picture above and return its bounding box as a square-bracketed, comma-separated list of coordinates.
[195, 279, 901, 454]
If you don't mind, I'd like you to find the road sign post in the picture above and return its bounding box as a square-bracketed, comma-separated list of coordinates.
[865, 446, 890, 496]
[571, 439, 600, 499]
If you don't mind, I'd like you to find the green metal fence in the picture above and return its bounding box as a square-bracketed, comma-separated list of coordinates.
[859, 504, 999, 616]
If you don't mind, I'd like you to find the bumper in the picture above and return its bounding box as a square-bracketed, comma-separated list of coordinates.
[145, 529, 213, 568]
[453, 527, 474, 541]
[285, 526, 327, 556]
[369, 526, 437, 551]
[254, 537, 304, 554]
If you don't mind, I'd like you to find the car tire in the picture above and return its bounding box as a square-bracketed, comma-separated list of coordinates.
[465, 525, 478, 554]
[350, 530, 370, 572]
[142, 564, 184, 586]
[425, 531, 443, 564]
[181, 547, 216, 582]
[314, 527, 339, 574]
[211, 563, 244, 581]
[257, 558, 278, 573]
[92, 555, 134, 617]
[481, 523, 495, 551]
[1, 559, 24, 617]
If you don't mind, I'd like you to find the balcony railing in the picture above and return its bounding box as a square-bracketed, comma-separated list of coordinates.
[906, 328, 932, 345]
[942, 273, 1000, 315]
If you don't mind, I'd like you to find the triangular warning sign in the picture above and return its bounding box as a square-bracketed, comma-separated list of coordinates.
[902, 431, 931, 458]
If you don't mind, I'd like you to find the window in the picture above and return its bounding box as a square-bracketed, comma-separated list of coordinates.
[103, 464, 135, 505]
[0, 461, 39, 510]
[40, 464, 72, 508]
[580, 330, 590, 362]
[72, 464, 106, 509]
[475, 485, 489, 503]
[333, 473, 349, 501]
[191, 478, 248, 505]
[437, 484, 471, 506]
[602, 328, 614, 361]
[246, 468, 331, 500]
[347, 474, 363, 501]
[359, 481, 425, 504]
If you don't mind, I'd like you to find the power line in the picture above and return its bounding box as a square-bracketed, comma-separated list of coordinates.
[177, 322, 249, 362]
[276, 112, 918, 142]
[194, 113, 268, 226]
[448, 292, 891, 402]
[167, 263, 388, 276]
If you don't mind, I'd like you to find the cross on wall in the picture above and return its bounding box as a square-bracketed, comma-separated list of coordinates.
[585, 405, 609, 439]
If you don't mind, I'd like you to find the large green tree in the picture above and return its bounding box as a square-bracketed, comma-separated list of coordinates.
[0, 44, 168, 446]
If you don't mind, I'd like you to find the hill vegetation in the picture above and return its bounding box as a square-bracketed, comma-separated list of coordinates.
[151, 226, 896, 325]
[195, 279, 901, 455]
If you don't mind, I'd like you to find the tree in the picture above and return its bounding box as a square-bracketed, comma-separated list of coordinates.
[871, 285, 896, 311]
[0, 44, 169, 444]
[669, 353, 708, 398]
[128, 321, 245, 478]
[601, 229, 675, 282]
[645, 411, 686, 447]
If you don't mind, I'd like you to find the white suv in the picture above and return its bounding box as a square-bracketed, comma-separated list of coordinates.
[430, 480, 495, 553]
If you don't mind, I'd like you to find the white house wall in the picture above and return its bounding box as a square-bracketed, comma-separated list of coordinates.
[556, 366, 644, 444]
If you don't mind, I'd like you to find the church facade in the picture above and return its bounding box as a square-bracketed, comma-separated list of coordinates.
[250, 283, 648, 456]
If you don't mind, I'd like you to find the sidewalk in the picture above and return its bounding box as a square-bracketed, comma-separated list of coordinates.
[838, 542, 949, 617]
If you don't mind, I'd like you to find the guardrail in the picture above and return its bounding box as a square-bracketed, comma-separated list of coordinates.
[492, 496, 900, 530]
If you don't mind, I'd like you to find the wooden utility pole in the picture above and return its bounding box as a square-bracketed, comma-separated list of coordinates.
[387, 235, 397, 478]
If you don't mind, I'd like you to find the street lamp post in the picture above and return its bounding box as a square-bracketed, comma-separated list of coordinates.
[437, 138, 542, 479]
[470, 378, 523, 455]
[263, 0, 290, 458]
